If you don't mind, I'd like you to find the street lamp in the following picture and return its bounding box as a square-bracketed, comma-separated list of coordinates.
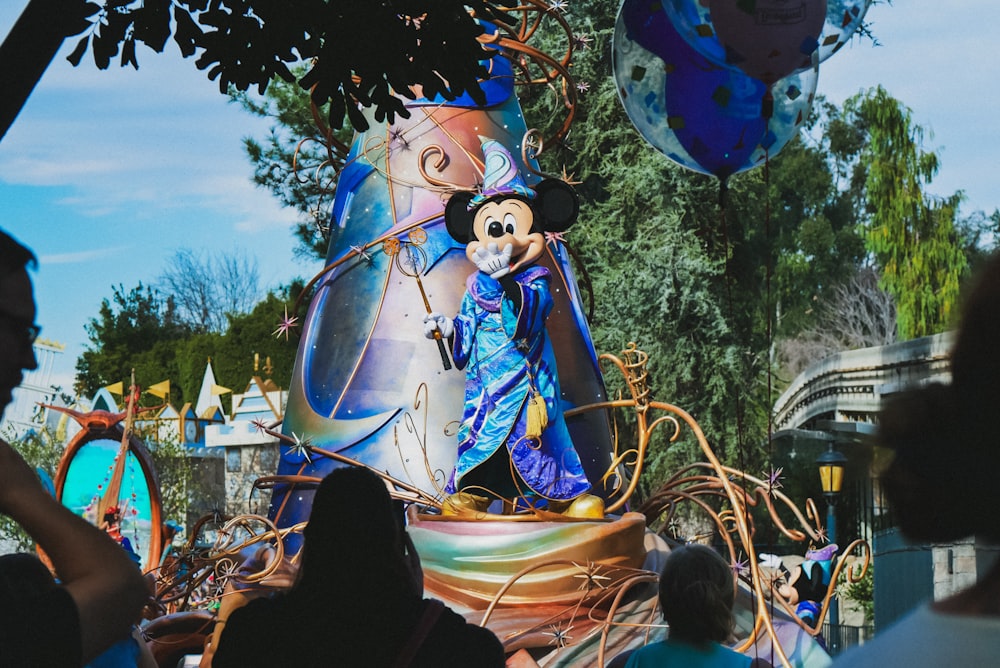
[817, 443, 848, 505]
[816, 442, 848, 653]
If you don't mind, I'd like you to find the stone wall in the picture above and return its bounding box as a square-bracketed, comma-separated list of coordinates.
[932, 538, 1000, 600]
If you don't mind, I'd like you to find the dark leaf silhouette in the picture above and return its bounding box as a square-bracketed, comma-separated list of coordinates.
[61, 0, 516, 131]
[66, 35, 90, 66]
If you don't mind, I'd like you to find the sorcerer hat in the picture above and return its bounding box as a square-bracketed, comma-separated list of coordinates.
[469, 137, 534, 209]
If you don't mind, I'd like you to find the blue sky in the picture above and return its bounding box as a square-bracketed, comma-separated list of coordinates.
[2, 0, 997, 393]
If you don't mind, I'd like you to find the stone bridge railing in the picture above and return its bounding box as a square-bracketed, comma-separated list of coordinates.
[772, 332, 954, 432]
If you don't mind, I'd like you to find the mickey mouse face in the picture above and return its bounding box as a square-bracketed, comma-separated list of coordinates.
[467, 197, 545, 273]
[474, 198, 531, 240]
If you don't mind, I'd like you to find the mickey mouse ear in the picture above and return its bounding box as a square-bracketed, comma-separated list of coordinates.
[533, 179, 579, 232]
[444, 192, 476, 244]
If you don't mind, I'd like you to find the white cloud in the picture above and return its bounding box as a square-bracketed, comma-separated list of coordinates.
[40, 246, 131, 265]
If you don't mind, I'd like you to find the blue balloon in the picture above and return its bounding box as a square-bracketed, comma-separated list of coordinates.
[613, 0, 817, 180]
[662, 0, 872, 70]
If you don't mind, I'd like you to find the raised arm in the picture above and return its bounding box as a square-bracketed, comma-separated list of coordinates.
[0, 438, 149, 663]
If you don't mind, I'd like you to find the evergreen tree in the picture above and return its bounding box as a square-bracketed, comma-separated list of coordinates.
[75, 283, 191, 398]
[845, 86, 969, 339]
[515, 0, 779, 476]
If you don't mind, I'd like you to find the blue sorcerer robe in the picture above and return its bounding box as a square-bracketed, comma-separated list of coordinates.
[446, 265, 591, 501]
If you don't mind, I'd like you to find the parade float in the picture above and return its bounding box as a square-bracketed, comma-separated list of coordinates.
[65, 2, 876, 665]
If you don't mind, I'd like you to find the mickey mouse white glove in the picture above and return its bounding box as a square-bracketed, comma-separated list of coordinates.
[423, 312, 454, 339]
[472, 242, 513, 279]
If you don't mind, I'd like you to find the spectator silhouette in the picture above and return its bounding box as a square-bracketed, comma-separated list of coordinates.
[619, 543, 772, 668]
[832, 253, 1000, 665]
[0, 228, 149, 665]
[211, 465, 506, 667]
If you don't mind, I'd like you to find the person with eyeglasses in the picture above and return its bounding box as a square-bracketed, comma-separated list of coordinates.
[0, 228, 150, 666]
[0, 238, 40, 410]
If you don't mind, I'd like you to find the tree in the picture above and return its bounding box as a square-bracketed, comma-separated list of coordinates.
[1, 0, 519, 141]
[0, 427, 64, 550]
[777, 266, 897, 378]
[75, 282, 191, 398]
[764, 98, 869, 340]
[75, 279, 301, 411]
[157, 248, 263, 333]
[139, 432, 193, 530]
[955, 208, 1000, 275]
[504, 0, 795, 480]
[845, 86, 969, 339]
[173, 289, 302, 409]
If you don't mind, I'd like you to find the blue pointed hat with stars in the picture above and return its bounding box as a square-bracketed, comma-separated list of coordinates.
[469, 137, 534, 209]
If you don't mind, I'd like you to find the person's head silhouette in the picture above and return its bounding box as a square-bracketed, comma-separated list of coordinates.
[879, 254, 1000, 543]
[0, 230, 39, 414]
[659, 543, 736, 645]
[297, 466, 417, 599]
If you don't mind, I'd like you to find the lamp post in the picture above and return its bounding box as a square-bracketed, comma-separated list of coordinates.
[816, 442, 848, 653]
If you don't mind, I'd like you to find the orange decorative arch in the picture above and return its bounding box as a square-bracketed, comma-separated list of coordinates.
[46, 405, 165, 571]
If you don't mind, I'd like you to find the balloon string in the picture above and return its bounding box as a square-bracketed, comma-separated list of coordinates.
[764, 145, 777, 666]
[718, 179, 748, 490]
[764, 149, 773, 443]
[720, 177, 759, 662]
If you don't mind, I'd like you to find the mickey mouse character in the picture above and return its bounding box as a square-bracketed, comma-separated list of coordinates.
[424, 139, 603, 519]
[776, 543, 840, 627]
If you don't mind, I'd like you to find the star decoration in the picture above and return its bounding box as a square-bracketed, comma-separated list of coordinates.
[350, 244, 374, 266]
[575, 80, 590, 93]
[216, 558, 242, 584]
[273, 306, 299, 340]
[548, 0, 569, 13]
[544, 231, 567, 247]
[814, 526, 828, 543]
[251, 418, 270, 435]
[572, 33, 592, 50]
[402, 245, 422, 273]
[286, 432, 313, 463]
[388, 127, 410, 149]
[553, 131, 574, 154]
[559, 165, 582, 186]
[572, 561, 612, 592]
[211, 573, 228, 599]
[731, 558, 749, 577]
[545, 623, 573, 648]
[766, 466, 784, 496]
[523, 134, 543, 160]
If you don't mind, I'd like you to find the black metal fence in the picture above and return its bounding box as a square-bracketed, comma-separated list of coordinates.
[822, 623, 875, 656]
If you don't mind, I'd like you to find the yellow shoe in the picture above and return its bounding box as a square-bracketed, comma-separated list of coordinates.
[549, 494, 605, 519]
[441, 492, 491, 516]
